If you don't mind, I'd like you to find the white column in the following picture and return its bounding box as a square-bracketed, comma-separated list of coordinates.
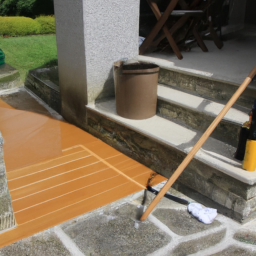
[54, 0, 140, 127]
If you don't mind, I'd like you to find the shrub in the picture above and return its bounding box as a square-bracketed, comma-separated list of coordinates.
[0, 0, 54, 18]
[0, 16, 56, 36]
[35, 16, 55, 34]
[0, 16, 40, 36]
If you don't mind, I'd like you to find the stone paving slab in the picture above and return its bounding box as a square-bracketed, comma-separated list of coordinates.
[233, 219, 256, 246]
[0, 230, 71, 256]
[234, 230, 256, 246]
[209, 246, 256, 256]
[172, 228, 226, 256]
[153, 208, 221, 236]
[63, 203, 171, 256]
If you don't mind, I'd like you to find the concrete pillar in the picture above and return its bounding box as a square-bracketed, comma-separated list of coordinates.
[54, 0, 140, 127]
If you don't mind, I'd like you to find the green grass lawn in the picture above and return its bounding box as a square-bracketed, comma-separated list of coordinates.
[0, 35, 57, 81]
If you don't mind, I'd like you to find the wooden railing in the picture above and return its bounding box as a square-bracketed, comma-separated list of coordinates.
[140, 64, 256, 221]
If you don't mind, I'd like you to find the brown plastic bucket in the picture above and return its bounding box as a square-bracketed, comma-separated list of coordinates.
[114, 61, 159, 120]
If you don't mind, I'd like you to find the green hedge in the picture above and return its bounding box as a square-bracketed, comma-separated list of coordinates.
[35, 16, 55, 34]
[0, 16, 55, 36]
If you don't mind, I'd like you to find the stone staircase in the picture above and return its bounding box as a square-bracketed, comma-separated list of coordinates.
[86, 56, 256, 223]
[23, 56, 256, 223]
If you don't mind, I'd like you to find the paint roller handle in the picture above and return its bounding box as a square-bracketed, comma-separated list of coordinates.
[140, 64, 256, 221]
[147, 186, 190, 205]
[249, 65, 256, 80]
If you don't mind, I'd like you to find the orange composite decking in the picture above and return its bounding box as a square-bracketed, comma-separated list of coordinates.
[0, 99, 166, 248]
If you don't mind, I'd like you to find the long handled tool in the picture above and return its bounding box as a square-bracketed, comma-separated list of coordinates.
[140, 64, 256, 221]
[147, 186, 190, 205]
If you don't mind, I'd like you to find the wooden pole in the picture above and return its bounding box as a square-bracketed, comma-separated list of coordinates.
[140, 64, 256, 221]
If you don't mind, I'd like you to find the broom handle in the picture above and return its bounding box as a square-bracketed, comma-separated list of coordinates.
[141, 64, 256, 221]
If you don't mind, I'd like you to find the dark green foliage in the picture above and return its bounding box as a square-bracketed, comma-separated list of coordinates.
[0, 0, 17, 16]
[32, 0, 54, 17]
[0, 0, 54, 18]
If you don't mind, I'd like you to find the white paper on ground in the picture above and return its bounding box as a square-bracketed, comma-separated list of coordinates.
[188, 203, 217, 224]
[139, 36, 145, 47]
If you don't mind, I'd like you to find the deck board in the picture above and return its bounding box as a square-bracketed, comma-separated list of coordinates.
[7, 151, 91, 180]
[14, 175, 128, 224]
[0, 99, 167, 248]
[61, 145, 85, 155]
[10, 162, 109, 200]
[12, 169, 117, 211]
[0, 182, 140, 248]
[8, 156, 98, 190]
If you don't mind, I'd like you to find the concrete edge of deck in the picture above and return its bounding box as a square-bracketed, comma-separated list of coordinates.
[0, 131, 16, 232]
[0, 64, 22, 90]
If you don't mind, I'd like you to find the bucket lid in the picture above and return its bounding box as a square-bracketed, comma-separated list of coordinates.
[122, 62, 159, 74]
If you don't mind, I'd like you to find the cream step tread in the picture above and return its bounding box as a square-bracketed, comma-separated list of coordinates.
[87, 100, 256, 185]
[158, 84, 248, 124]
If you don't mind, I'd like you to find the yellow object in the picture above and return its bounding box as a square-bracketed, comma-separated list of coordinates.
[243, 140, 256, 171]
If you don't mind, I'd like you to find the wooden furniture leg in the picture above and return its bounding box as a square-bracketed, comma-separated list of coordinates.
[139, 0, 180, 55]
[192, 18, 208, 52]
[208, 18, 223, 49]
[148, 0, 183, 59]
[152, 15, 190, 48]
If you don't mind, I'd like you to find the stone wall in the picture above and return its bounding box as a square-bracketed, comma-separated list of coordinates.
[0, 132, 15, 231]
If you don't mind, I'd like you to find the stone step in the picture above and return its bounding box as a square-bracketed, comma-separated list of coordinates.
[0, 64, 22, 90]
[86, 100, 256, 223]
[157, 85, 249, 147]
[137, 55, 256, 109]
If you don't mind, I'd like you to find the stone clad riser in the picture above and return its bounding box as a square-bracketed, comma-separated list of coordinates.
[86, 109, 256, 223]
[157, 99, 241, 147]
[159, 68, 256, 109]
